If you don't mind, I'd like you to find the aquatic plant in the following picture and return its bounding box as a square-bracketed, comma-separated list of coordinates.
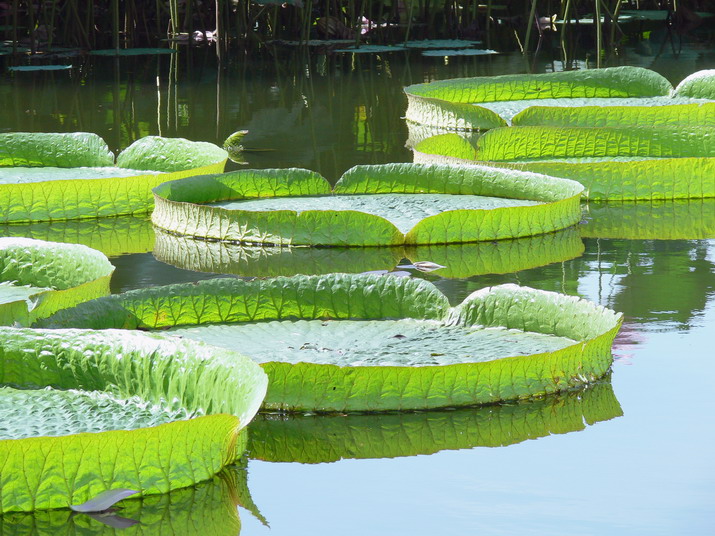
[0, 327, 267, 513]
[0, 133, 227, 223]
[151, 164, 583, 246]
[39, 273, 622, 412]
[0, 238, 114, 326]
[404, 66, 679, 131]
[414, 128, 715, 201]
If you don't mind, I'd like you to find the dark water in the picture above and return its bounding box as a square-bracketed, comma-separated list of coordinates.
[1, 28, 714, 535]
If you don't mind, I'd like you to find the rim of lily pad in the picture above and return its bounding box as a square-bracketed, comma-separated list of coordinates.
[0, 132, 228, 223]
[403, 66, 674, 131]
[38, 273, 623, 413]
[413, 130, 715, 201]
[153, 226, 584, 279]
[249, 380, 622, 463]
[151, 164, 584, 246]
[0, 327, 267, 513]
[0, 238, 114, 326]
[0, 215, 155, 257]
[582, 199, 715, 240]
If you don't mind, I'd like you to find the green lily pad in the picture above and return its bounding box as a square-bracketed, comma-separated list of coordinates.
[151, 164, 583, 246]
[7, 65, 73, 72]
[249, 380, 622, 463]
[0, 238, 114, 326]
[0, 215, 155, 257]
[39, 274, 622, 412]
[89, 48, 177, 56]
[422, 48, 498, 57]
[404, 66, 674, 130]
[0, 133, 227, 223]
[0, 327, 267, 513]
[335, 45, 409, 53]
[674, 69, 715, 99]
[414, 130, 715, 200]
[404, 39, 483, 49]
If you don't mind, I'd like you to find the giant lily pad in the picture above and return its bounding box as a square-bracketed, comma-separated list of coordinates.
[414, 129, 715, 200]
[0, 238, 114, 326]
[153, 226, 583, 279]
[151, 164, 583, 246]
[0, 327, 267, 513]
[39, 274, 622, 412]
[404, 66, 675, 131]
[249, 380, 622, 463]
[0, 216, 155, 257]
[0, 132, 228, 223]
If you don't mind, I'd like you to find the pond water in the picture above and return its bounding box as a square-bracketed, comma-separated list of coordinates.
[1, 32, 714, 535]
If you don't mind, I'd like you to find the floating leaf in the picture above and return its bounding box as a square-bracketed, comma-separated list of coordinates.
[422, 48, 498, 56]
[0, 328, 267, 513]
[0, 238, 114, 326]
[41, 274, 622, 412]
[151, 163, 583, 246]
[0, 133, 227, 222]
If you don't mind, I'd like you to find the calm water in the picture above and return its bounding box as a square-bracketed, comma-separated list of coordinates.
[1, 28, 715, 535]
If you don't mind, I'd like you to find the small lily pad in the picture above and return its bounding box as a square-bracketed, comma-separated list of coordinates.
[8, 65, 72, 71]
[422, 48, 498, 57]
[90, 48, 177, 56]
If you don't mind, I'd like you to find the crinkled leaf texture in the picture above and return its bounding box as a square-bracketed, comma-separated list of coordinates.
[0, 464, 254, 535]
[0, 238, 114, 326]
[151, 164, 583, 246]
[414, 130, 715, 200]
[404, 66, 673, 130]
[40, 274, 622, 412]
[153, 226, 583, 279]
[249, 380, 622, 463]
[0, 328, 267, 513]
[0, 133, 227, 223]
[674, 69, 715, 99]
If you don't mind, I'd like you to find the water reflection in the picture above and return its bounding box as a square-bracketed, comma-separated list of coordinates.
[0, 215, 155, 257]
[152, 227, 583, 279]
[583, 199, 715, 240]
[248, 380, 621, 464]
[0, 463, 260, 535]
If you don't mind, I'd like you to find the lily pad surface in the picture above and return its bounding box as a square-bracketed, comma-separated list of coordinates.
[249, 380, 622, 463]
[404, 66, 676, 130]
[414, 129, 715, 200]
[0, 237, 114, 325]
[40, 274, 622, 412]
[151, 164, 583, 246]
[0, 132, 228, 222]
[0, 327, 267, 513]
[153, 226, 583, 278]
